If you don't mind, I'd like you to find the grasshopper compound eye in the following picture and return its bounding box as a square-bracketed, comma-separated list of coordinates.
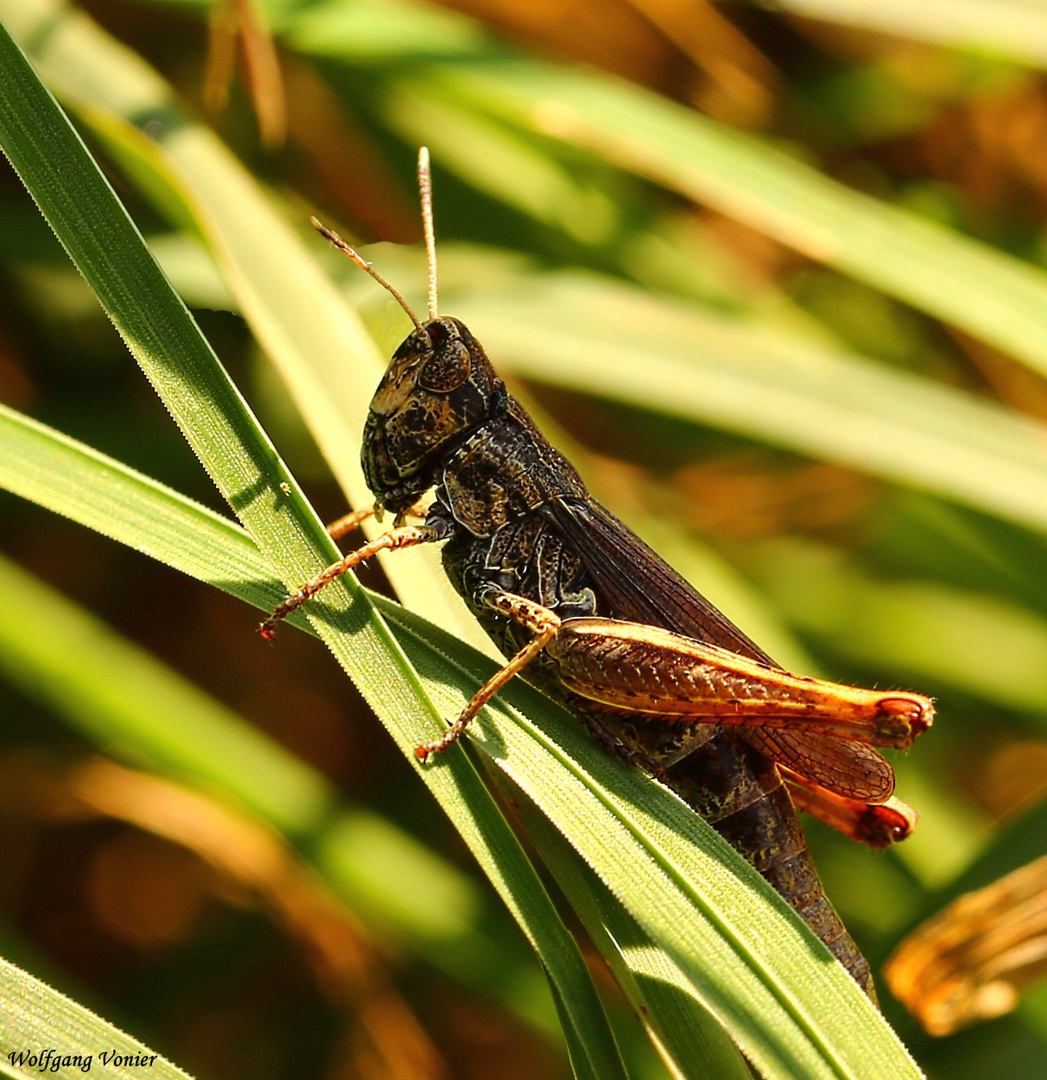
[417, 322, 472, 393]
[360, 316, 504, 513]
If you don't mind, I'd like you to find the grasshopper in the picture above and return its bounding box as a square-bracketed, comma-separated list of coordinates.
[264, 149, 932, 999]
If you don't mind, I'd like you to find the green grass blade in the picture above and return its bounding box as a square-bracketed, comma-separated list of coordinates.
[0, 404, 281, 609]
[0, 0, 477, 650]
[0, 20, 628, 1080]
[498, 776, 753, 1080]
[388, 58, 1047, 380]
[732, 0, 1047, 69]
[0, 394, 926, 1078]
[0, 957, 193, 1080]
[0, 550, 331, 836]
[453, 267, 1047, 536]
[0, 8, 927, 1074]
[0, 547, 564, 1035]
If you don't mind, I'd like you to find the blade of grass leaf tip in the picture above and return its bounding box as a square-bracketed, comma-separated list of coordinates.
[0, 956, 194, 1080]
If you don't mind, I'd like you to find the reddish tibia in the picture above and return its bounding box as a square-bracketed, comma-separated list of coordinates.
[785, 771, 917, 847]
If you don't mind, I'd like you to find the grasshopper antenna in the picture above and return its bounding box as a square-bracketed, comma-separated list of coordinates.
[309, 217, 430, 340]
[418, 146, 439, 322]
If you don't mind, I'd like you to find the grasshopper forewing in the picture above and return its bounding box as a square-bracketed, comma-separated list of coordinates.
[264, 147, 934, 1000]
[546, 618, 929, 747]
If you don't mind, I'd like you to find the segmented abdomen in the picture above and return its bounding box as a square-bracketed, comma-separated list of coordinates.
[441, 523, 875, 996]
[663, 730, 876, 999]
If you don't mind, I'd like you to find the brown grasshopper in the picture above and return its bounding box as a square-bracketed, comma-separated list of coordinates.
[264, 148, 932, 999]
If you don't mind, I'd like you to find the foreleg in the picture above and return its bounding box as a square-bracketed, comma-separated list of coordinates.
[261, 523, 441, 638]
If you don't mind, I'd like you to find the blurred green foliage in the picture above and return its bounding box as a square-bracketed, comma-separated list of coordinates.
[3, 0, 1047, 1077]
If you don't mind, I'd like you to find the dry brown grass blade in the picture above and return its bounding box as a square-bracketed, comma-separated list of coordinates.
[204, 0, 286, 148]
[204, 0, 237, 114]
[886, 855, 1047, 1036]
[622, 0, 776, 123]
[235, 0, 285, 148]
[284, 60, 420, 243]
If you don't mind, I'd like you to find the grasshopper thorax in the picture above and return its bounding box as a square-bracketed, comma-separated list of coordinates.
[361, 315, 506, 515]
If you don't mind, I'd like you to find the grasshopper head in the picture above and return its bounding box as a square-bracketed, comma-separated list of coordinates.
[362, 316, 504, 514]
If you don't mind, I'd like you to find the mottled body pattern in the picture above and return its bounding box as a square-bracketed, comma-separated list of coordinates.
[364, 317, 877, 995]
